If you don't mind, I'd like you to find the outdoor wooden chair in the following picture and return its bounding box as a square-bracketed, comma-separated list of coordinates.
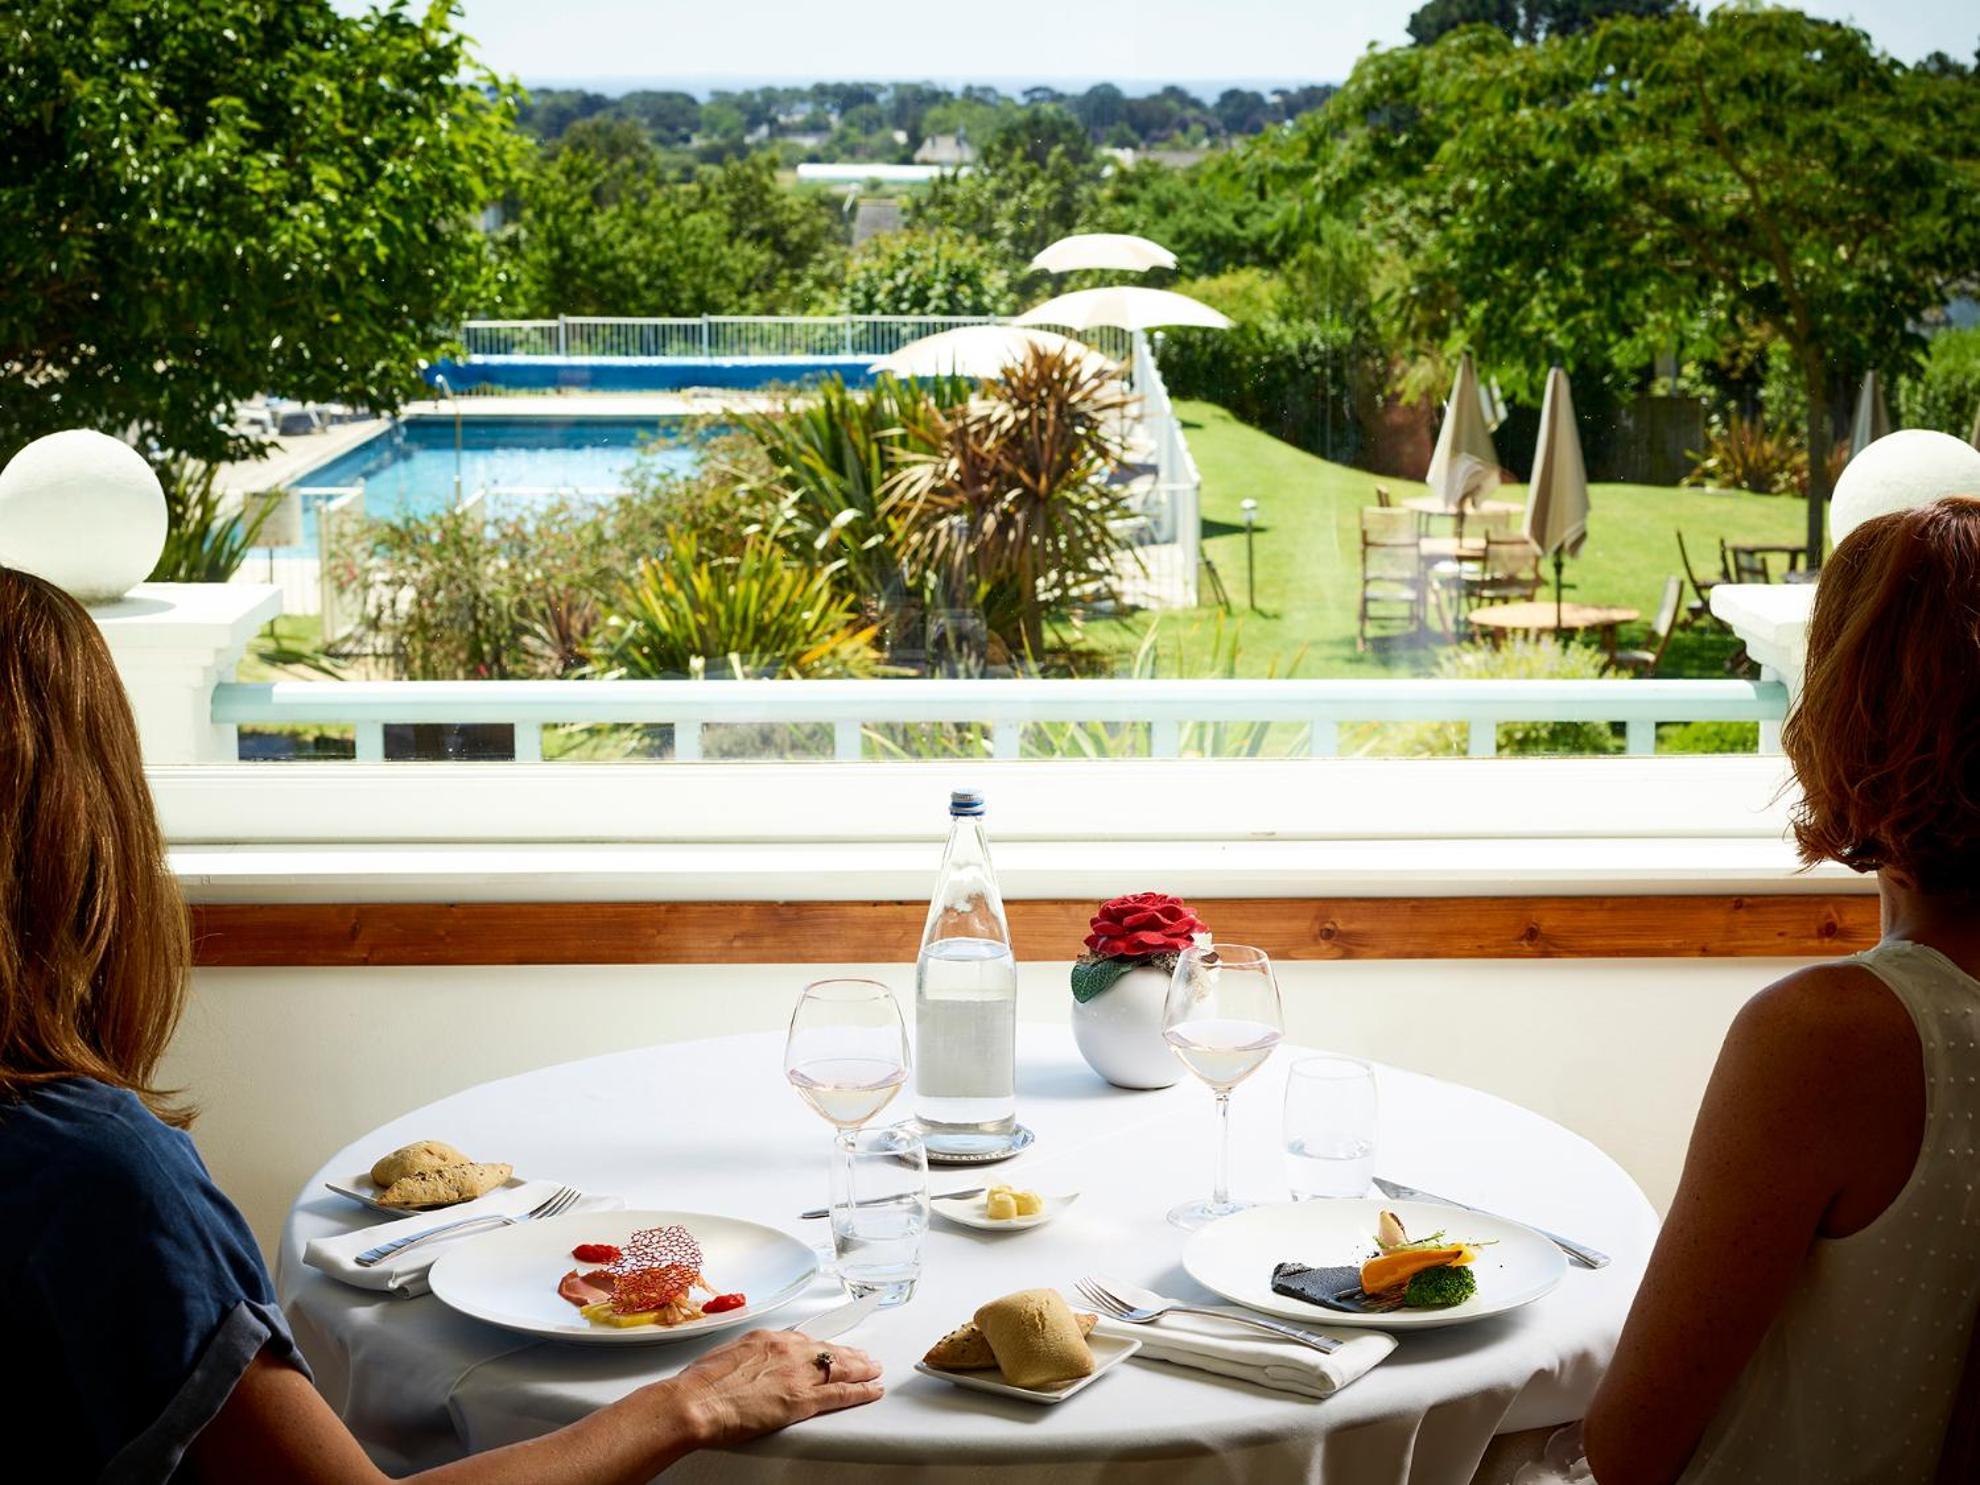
[1358, 507, 1423, 649]
[1465, 532, 1543, 609]
[1607, 576, 1684, 677]
[1723, 538, 1773, 585]
[1674, 530, 1722, 626]
[1374, 484, 1392, 508]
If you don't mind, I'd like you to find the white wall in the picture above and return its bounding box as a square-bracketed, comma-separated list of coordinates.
[167, 956, 1802, 1259]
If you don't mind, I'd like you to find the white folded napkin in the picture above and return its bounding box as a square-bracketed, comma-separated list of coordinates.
[304, 1181, 623, 1299]
[1093, 1310, 1395, 1399]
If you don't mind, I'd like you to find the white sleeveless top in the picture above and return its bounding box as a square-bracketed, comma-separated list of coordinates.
[1676, 939, 1980, 1483]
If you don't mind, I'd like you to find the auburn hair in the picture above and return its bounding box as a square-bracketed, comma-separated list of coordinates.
[1785, 496, 1980, 894]
[0, 567, 192, 1125]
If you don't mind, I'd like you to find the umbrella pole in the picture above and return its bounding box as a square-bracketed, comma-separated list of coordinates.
[1553, 550, 1565, 639]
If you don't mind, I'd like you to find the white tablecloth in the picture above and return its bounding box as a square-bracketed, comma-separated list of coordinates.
[278, 1026, 1657, 1483]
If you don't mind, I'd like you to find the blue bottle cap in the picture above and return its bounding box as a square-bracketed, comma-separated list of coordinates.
[949, 789, 985, 816]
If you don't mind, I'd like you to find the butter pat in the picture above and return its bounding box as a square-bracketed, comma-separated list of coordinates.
[986, 1191, 1018, 1220]
[973, 1288, 1096, 1389]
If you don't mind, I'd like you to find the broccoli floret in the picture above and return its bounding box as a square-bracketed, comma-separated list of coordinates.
[1402, 1264, 1477, 1309]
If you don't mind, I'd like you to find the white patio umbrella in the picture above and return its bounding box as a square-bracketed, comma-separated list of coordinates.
[870, 324, 1117, 381]
[1015, 285, 1232, 333]
[1028, 232, 1178, 275]
[1424, 352, 1503, 512]
[1849, 369, 1892, 461]
[1523, 366, 1592, 629]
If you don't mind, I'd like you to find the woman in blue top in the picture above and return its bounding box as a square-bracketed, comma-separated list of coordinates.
[0, 566, 883, 1482]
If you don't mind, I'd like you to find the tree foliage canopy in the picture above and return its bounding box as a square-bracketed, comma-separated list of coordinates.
[1290, 8, 1980, 555]
[0, 0, 522, 462]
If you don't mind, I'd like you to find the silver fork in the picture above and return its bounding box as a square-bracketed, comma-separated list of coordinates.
[356, 1184, 582, 1268]
[1077, 1276, 1343, 1355]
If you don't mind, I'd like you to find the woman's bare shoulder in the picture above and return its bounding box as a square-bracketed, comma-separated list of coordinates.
[1736, 959, 1914, 1051]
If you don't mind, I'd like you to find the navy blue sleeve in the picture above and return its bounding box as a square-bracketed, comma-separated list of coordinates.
[2, 1082, 308, 1484]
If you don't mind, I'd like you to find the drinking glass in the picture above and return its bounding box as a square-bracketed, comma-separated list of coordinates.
[784, 978, 910, 1131]
[1283, 1054, 1378, 1199]
[829, 1123, 929, 1306]
[1162, 942, 1284, 1230]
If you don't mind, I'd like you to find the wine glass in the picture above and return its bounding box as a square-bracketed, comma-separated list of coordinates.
[1162, 943, 1284, 1230]
[784, 978, 910, 1130]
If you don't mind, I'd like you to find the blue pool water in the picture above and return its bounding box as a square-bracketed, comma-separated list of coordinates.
[275, 415, 706, 553]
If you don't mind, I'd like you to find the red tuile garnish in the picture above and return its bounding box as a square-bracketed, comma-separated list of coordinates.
[611, 1264, 698, 1313]
[607, 1224, 704, 1278]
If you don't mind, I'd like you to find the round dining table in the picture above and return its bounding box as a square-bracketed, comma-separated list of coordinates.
[279, 1026, 1657, 1484]
[1466, 601, 1640, 652]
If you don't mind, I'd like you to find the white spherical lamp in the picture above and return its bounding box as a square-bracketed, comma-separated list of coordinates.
[0, 430, 168, 602]
[1830, 429, 1980, 549]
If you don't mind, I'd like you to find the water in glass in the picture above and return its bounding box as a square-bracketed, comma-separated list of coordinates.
[1162, 942, 1284, 1230]
[830, 1124, 929, 1306]
[1283, 1054, 1379, 1198]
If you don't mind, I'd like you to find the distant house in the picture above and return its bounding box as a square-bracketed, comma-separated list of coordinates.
[913, 133, 978, 168]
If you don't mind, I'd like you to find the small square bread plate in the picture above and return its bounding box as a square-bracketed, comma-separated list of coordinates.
[915, 1333, 1140, 1404]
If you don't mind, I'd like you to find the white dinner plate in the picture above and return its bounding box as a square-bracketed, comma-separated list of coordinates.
[930, 1189, 1079, 1231]
[325, 1171, 526, 1215]
[915, 1332, 1140, 1404]
[1183, 1198, 1567, 1330]
[427, 1209, 819, 1346]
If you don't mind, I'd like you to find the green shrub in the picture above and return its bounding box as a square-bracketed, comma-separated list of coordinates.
[1658, 720, 1761, 754]
[593, 528, 883, 680]
[148, 459, 278, 582]
[840, 229, 1014, 317]
[1350, 638, 1621, 757]
[1684, 412, 1804, 495]
[1897, 326, 1980, 439]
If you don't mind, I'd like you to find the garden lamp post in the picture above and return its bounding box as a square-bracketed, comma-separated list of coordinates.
[1241, 498, 1258, 612]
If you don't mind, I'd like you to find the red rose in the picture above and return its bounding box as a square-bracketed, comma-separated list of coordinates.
[1083, 892, 1206, 960]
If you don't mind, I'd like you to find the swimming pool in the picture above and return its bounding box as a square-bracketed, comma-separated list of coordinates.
[275, 415, 707, 553]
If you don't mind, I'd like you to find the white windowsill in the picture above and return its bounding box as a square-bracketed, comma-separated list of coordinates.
[169, 836, 1864, 904]
[158, 755, 1860, 903]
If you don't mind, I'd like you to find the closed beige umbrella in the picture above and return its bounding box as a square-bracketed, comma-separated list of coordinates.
[1523, 366, 1591, 629]
[1424, 352, 1502, 512]
[1849, 369, 1892, 462]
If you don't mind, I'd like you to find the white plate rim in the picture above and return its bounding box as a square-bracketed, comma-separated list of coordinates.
[1182, 1197, 1568, 1330]
[427, 1209, 819, 1346]
[929, 1189, 1079, 1231]
[914, 1332, 1140, 1403]
[325, 1171, 526, 1215]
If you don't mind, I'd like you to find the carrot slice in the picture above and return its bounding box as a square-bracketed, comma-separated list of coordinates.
[1359, 1247, 1469, 1294]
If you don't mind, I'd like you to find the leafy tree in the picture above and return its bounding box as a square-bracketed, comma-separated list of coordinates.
[913, 109, 1100, 263]
[1406, 0, 1676, 45]
[1304, 11, 1980, 563]
[840, 232, 1013, 317]
[497, 136, 840, 315]
[0, 0, 521, 462]
[1086, 156, 1277, 275]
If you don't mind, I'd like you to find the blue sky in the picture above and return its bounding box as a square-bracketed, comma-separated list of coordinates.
[397, 1, 1976, 86]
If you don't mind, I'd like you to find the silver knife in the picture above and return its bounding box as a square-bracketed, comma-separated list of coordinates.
[788, 1290, 883, 1339]
[1372, 1177, 1611, 1270]
[799, 1186, 986, 1221]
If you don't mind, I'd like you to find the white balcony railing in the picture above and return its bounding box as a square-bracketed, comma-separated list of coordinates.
[459, 315, 1007, 361]
[210, 676, 1788, 763]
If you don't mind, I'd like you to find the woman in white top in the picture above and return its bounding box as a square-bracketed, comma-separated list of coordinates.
[1577, 496, 1980, 1483]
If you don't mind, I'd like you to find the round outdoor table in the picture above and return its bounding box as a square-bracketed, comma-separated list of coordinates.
[279, 1026, 1657, 1484]
[1467, 601, 1640, 653]
[1403, 497, 1524, 532]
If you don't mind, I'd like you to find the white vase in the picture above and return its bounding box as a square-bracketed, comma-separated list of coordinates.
[1071, 963, 1181, 1089]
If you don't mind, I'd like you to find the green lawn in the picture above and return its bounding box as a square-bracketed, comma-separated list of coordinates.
[1077, 401, 1809, 679]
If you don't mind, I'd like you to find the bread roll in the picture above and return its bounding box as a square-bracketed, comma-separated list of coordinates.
[972, 1288, 1096, 1388]
[923, 1311, 1097, 1370]
[377, 1161, 513, 1208]
[370, 1140, 471, 1189]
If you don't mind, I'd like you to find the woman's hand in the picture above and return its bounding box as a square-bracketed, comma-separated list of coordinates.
[673, 1329, 885, 1448]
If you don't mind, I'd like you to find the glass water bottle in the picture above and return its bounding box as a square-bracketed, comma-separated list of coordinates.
[913, 789, 1020, 1159]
